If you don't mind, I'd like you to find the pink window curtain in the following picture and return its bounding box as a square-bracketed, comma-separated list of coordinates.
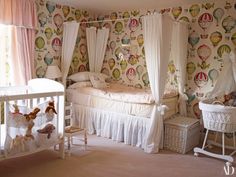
[0, 0, 37, 28]
[0, 0, 12, 25]
[11, 27, 35, 85]
[0, 0, 37, 86]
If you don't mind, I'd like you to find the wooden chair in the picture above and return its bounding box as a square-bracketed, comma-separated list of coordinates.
[64, 103, 87, 156]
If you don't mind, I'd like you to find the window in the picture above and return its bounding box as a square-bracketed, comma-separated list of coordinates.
[0, 24, 12, 86]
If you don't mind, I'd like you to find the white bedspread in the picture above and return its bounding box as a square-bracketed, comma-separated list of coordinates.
[72, 83, 154, 104]
[66, 83, 178, 118]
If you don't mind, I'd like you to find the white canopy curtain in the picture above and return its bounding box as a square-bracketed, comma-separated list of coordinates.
[170, 22, 189, 116]
[86, 27, 97, 72]
[143, 13, 173, 153]
[61, 21, 80, 86]
[86, 27, 109, 73]
[207, 51, 236, 98]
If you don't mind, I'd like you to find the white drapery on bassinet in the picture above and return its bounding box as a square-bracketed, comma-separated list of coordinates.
[207, 51, 236, 98]
[143, 13, 173, 153]
[86, 27, 109, 73]
[61, 21, 80, 86]
[170, 22, 188, 116]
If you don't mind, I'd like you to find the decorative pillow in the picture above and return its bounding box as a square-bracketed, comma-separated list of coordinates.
[68, 81, 92, 89]
[90, 72, 109, 82]
[67, 72, 90, 82]
[89, 75, 109, 89]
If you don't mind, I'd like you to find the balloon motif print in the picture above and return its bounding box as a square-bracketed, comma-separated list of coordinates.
[34, 0, 236, 119]
[198, 13, 213, 38]
[194, 72, 208, 88]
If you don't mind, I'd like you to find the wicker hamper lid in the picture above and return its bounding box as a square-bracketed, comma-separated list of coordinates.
[164, 116, 199, 128]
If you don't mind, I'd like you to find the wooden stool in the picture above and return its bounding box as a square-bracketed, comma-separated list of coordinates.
[64, 103, 87, 156]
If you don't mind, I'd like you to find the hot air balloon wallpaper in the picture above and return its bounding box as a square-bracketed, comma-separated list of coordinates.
[53, 13, 63, 35]
[171, 7, 182, 20]
[112, 68, 121, 80]
[208, 69, 219, 87]
[114, 21, 124, 34]
[194, 72, 208, 88]
[44, 27, 53, 44]
[231, 32, 236, 46]
[44, 52, 53, 65]
[46, 1, 55, 23]
[189, 4, 200, 22]
[210, 31, 222, 47]
[108, 58, 116, 70]
[35, 36, 45, 51]
[188, 30, 200, 56]
[126, 68, 136, 82]
[187, 62, 196, 80]
[110, 12, 118, 24]
[217, 44, 231, 58]
[38, 12, 47, 28]
[213, 8, 225, 26]
[129, 18, 139, 32]
[198, 13, 213, 38]
[123, 11, 130, 27]
[197, 44, 211, 69]
[34, 0, 236, 119]
[120, 60, 128, 74]
[79, 44, 87, 61]
[222, 15, 236, 33]
[52, 37, 62, 55]
[136, 65, 144, 80]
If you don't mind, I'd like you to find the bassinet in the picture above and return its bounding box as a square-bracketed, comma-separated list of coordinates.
[194, 99, 236, 166]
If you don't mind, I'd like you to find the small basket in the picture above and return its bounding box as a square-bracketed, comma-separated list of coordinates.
[164, 116, 200, 154]
[199, 100, 236, 133]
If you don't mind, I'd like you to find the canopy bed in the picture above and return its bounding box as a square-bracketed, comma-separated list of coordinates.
[61, 13, 188, 153]
[66, 79, 179, 149]
[0, 78, 65, 160]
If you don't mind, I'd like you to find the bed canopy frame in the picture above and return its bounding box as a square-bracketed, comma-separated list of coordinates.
[61, 13, 188, 153]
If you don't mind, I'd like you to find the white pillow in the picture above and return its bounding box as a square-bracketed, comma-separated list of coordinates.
[68, 81, 92, 89]
[89, 75, 109, 89]
[68, 72, 90, 82]
[68, 72, 109, 82]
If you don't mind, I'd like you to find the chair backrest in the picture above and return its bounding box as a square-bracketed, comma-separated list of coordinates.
[65, 103, 73, 128]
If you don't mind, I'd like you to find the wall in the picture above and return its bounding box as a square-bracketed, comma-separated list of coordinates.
[35, 0, 236, 119]
[95, 0, 236, 118]
[34, 0, 94, 78]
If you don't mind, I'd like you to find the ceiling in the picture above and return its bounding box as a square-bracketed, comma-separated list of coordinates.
[50, 0, 216, 13]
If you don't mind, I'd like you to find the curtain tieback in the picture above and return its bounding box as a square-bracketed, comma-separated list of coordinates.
[156, 104, 168, 115]
[178, 93, 188, 102]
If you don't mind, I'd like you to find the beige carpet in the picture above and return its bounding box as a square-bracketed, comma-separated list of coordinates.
[0, 135, 234, 177]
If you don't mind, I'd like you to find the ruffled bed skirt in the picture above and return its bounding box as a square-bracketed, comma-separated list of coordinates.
[73, 104, 150, 148]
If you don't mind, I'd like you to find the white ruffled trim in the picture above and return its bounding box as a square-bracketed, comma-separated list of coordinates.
[73, 104, 149, 149]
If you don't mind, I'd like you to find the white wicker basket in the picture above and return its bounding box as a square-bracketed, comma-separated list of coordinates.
[164, 116, 200, 154]
[199, 100, 236, 133]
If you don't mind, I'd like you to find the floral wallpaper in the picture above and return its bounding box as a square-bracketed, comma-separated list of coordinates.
[35, 0, 236, 119]
[34, 0, 94, 78]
